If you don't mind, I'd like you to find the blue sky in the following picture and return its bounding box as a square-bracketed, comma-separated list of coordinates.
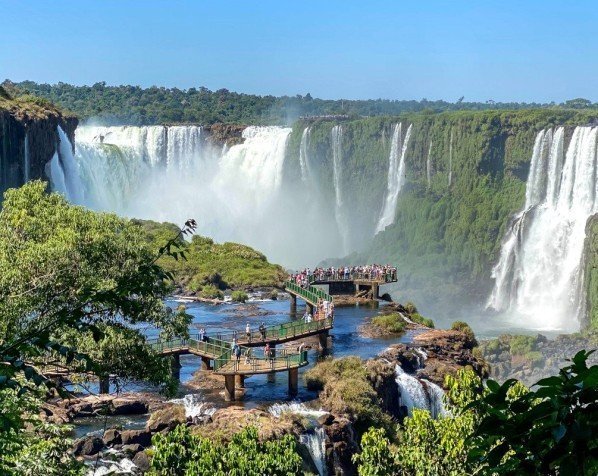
[2, 0, 597, 102]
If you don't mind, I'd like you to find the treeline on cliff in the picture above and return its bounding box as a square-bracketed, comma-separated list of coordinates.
[286, 109, 598, 314]
[4, 80, 596, 126]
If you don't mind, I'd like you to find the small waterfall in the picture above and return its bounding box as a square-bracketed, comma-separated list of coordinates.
[300, 427, 327, 476]
[448, 130, 454, 187]
[488, 126, 597, 331]
[46, 126, 85, 203]
[299, 126, 313, 184]
[86, 455, 137, 475]
[23, 132, 30, 182]
[169, 394, 216, 419]
[412, 347, 428, 368]
[395, 365, 446, 418]
[426, 141, 432, 186]
[268, 401, 328, 419]
[331, 125, 348, 254]
[375, 123, 412, 233]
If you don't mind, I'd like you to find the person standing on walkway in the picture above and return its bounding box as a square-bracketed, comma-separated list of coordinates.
[246, 322, 251, 342]
[259, 322, 266, 340]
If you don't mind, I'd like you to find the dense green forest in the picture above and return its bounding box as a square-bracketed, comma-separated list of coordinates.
[3, 79, 596, 126]
[288, 109, 598, 314]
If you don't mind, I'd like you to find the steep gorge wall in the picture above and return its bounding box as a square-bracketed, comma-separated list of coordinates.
[286, 110, 598, 315]
[584, 214, 598, 330]
[0, 95, 77, 198]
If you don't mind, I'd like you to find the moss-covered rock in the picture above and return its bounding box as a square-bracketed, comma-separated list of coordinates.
[133, 219, 287, 296]
[583, 214, 598, 331]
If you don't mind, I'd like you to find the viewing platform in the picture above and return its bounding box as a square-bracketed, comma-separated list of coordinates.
[288, 268, 397, 303]
[147, 316, 333, 401]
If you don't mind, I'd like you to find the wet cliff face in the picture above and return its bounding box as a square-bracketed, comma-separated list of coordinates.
[285, 110, 598, 316]
[0, 95, 77, 198]
[584, 214, 598, 331]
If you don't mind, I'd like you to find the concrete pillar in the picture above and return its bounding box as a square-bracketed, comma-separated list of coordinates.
[288, 367, 298, 397]
[235, 374, 245, 388]
[224, 375, 236, 401]
[99, 376, 109, 394]
[318, 330, 329, 352]
[290, 294, 297, 313]
[171, 354, 181, 381]
[201, 357, 212, 371]
[372, 283, 379, 300]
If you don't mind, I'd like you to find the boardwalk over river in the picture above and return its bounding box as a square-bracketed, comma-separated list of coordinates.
[147, 317, 333, 400]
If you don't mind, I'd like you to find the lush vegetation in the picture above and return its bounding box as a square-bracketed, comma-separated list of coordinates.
[135, 219, 286, 297]
[371, 313, 408, 334]
[302, 110, 598, 315]
[0, 182, 192, 474]
[5, 80, 598, 126]
[149, 425, 302, 475]
[585, 214, 598, 331]
[356, 351, 597, 475]
[304, 356, 393, 432]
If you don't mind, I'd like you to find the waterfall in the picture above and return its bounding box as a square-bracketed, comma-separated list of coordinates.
[376, 123, 412, 232]
[51, 125, 303, 264]
[299, 126, 313, 184]
[331, 125, 348, 254]
[23, 132, 30, 182]
[46, 126, 85, 203]
[426, 140, 432, 186]
[395, 365, 446, 418]
[300, 427, 327, 476]
[487, 126, 598, 331]
[268, 401, 328, 419]
[169, 394, 215, 419]
[448, 130, 453, 186]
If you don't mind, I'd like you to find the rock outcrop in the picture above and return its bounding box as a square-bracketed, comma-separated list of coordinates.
[205, 123, 246, 147]
[0, 90, 77, 197]
[380, 329, 489, 387]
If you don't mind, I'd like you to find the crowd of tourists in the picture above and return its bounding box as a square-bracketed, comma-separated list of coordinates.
[290, 264, 397, 286]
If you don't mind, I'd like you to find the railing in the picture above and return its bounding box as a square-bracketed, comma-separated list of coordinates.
[307, 271, 397, 284]
[284, 281, 332, 304]
[209, 316, 334, 344]
[214, 350, 309, 373]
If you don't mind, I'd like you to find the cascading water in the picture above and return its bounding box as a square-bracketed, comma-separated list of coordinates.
[395, 364, 446, 418]
[375, 123, 412, 232]
[487, 126, 597, 331]
[300, 427, 327, 476]
[46, 126, 85, 203]
[331, 125, 348, 254]
[269, 402, 329, 476]
[169, 394, 216, 420]
[51, 125, 313, 265]
[426, 140, 432, 186]
[448, 130, 453, 186]
[299, 126, 313, 184]
[23, 132, 30, 182]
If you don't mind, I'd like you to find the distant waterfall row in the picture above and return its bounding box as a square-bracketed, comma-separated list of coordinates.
[488, 126, 598, 331]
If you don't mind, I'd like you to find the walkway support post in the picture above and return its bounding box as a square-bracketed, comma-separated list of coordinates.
[224, 375, 236, 401]
[290, 294, 297, 313]
[318, 330, 329, 352]
[171, 354, 181, 381]
[99, 375, 109, 394]
[288, 367, 298, 397]
[235, 374, 245, 388]
[201, 357, 212, 371]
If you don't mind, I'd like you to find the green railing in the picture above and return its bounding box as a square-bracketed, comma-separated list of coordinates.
[284, 281, 332, 304]
[211, 316, 333, 343]
[307, 271, 397, 283]
[149, 333, 310, 374]
[214, 349, 309, 373]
